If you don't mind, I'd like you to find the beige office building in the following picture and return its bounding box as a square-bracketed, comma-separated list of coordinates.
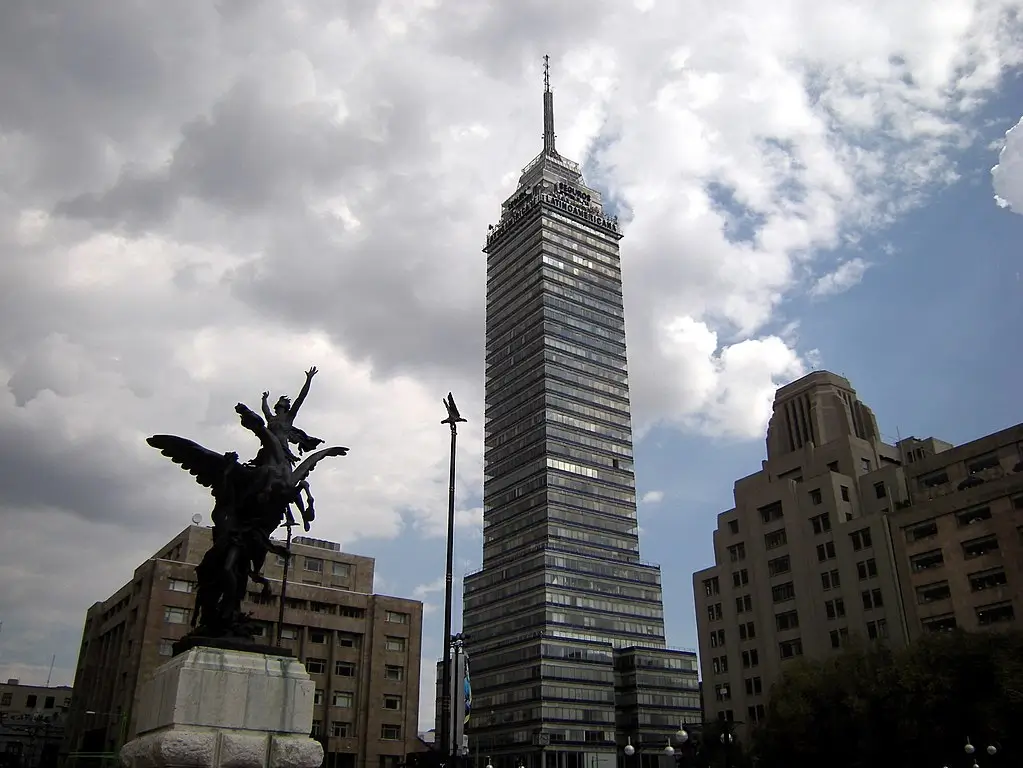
[64, 526, 424, 768]
[692, 371, 1023, 741]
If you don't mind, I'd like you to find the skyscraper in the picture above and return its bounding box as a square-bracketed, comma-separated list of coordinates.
[462, 59, 699, 768]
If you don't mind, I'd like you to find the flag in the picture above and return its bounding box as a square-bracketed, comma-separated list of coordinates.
[463, 654, 472, 726]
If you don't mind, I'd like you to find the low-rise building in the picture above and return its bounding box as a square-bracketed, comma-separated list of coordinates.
[0, 679, 72, 768]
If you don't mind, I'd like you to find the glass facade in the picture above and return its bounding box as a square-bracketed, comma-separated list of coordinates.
[463, 82, 699, 768]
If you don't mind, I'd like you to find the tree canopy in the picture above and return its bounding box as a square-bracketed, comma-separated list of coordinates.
[751, 630, 1023, 768]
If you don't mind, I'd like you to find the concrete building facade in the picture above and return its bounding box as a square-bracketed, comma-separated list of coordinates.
[462, 66, 699, 768]
[0, 680, 72, 768]
[692, 371, 1023, 743]
[64, 526, 424, 768]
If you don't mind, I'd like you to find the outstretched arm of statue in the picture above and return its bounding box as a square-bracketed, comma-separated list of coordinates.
[261, 391, 273, 421]
[290, 366, 317, 420]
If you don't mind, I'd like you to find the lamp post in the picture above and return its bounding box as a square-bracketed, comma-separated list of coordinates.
[439, 393, 466, 765]
[956, 736, 999, 768]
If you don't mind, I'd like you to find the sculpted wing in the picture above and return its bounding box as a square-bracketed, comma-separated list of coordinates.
[292, 446, 349, 486]
[147, 435, 232, 490]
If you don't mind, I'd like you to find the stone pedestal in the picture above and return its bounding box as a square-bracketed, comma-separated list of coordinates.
[120, 648, 323, 768]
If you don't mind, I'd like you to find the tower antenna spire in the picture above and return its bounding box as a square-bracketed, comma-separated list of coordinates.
[542, 54, 556, 155]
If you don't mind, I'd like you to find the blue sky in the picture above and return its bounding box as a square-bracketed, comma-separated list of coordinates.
[1, 0, 1022, 736]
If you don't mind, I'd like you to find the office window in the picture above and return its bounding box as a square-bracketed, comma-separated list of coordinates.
[907, 521, 938, 542]
[735, 595, 752, 614]
[738, 622, 756, 641]
[741, 649, 759, 668]
[335, 661, 356, 677]
[383, 695, 402, 711]
[825, 599, 846, 620]
[711, 655, 728, 674]
[816, 541, 836, 562]
[381, 725, 402, 741]
[314, 689, 324, 705]
[764, 529, 788, 550]
[707, 603, 723, 621]
[969, 568, 1007, 592]
[330, 721, 351, 738]
[728, 543, 747, 562]
[311, 720, 322, 737]
[744, 677, 763, 696]
[841, 485, 850, 501]
[810, 489, 823, 505]
[861, 458, 871, 473]
[810, 513, 831, 535]
[703, 577, 720, 596]
[306, 658, 327, 675]
[168, 579, 193, 593]
[771, 582, 795, 603]
[728, 520, 739, 535]
[304, 558, 324, 573]
[922, 614, 958, 633]
[43, 697, 54, 709]
[280, 627, 299, 640]
[332, 691, 354, 708]
[337, 632, 360, 648]
[874, 482, 886, 499]
[1, 693, 12, 706]
[829, 627, 850, 648]
[956, 506, 992, 527]
[332, 562, 352, 578]
[857, 558, 878, 580]
[850, 528, 873, 551]
[920, 471, 949, 488]
[758, 502, 784, 524]
[861, 588, 884, 610]
[779, 639, 803, 659]
[967, 454, 999, 474]
[821, 569, 841, 590]
[163, 606, 189, 624]
[976, 602, 1015, 626]
[775, 610, 799, 631]
[910, 549, 944, 572]
[767, 555, 791, 577]
[747, 704, 766, 724]
[962, 535, 999, 559]
[715, 684, 731, 702]
[732, 569, 749, 588]
[866, 619, 888, 641]
[158, 639, 174, 657]
[385, 636, 406, 652]
[827, 461, 839, 472]
[384, 665, 404, 681]
[916, 581, 951, 603]
[385, 611, 409, 624]
[310, 630, 327, 644]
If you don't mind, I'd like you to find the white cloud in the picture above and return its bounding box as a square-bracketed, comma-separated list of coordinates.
[992, 115, 1023, 213]
[810, 257, 871, 297]
[640, 490, 664, 504]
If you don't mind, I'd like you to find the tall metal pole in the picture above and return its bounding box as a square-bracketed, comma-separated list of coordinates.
[276, 523, 294, 646]
[440, 394, 466, 764]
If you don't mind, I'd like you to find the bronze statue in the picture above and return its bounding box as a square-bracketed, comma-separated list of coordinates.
[147, 368, 347, 644]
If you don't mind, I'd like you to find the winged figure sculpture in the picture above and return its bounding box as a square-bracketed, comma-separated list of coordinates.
[147, 368, 347, 643]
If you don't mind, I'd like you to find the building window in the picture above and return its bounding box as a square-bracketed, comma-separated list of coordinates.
[311, 720, 322, 737]
[168, 579, 193, 593]
[874, 482, 886, 499]
[857, 558, 878, 580]
[825, 598, 846, 620]
[821, 569, 841, 590]
[850, 528, 872, 551]
[828, 461, 839, 472]
[333, 562, 352, 578]
[916, 581, 951, 603]
[335, 661, 356, 677]
[385, 636, 406, 652]
[158, 639, 174, 657]
[381, 724, 402, 740]
[758, 502, 784, 524]
[383, 695, 402, 711]
[816, 541, 836, 562]
[385, 611, 409, 624]
[866, 619, 888, 641]
[384, 665, 404, 681]
[732, 569, 749, 588]
[163, 606, 189, 624]
[709, 629, 725, 648]
[969, 568, 1008, 592]
[337, 632, 360, 648]
[306, 658, 327, 675]
[43, 696, 54, 709]
[330, 721, 351, 738]
[810, 514, 831, 535]
[738, 621, 756, 640]
[281, 627, 299, 640]
[962, 535, 999, 560]
[779, 639, 803, 659]
[1, 693, 12, 706]
[764, 529, 788, 550]
[920, 471, 949, 488]
[809, 489, 823, 505]
[314, 689, 324, 705]
[748, 704, 766, 724]
[735, 595, 753, 613]
[310, 631, 327, 644]
[976, 602, 1015, 626]
[910, 549, 945, 572]
[861, 588, 884, 610]
[967, 454, 1000, 474]
[741, 649, 759, 668]
[728, 520, 739, 535]
[771, 582, 795, 603]
[707, 603, 723, 621]
[744, 677, 763, 696]
[861, 458, 871, 473]
[304, 558, 324, 573]
[840, 485, 850, 501]
[339, 607, 366, 619]
[728, 543, 747, 562]
[922, 614, 958, 633]
[907, 521, 938, 541]
[956, 506, 992, 527]
[712, 655, 728, 674]
[775, 610, 799, 631]
[767, 555, 791, 576]
[25, 694, 37, 708]
[829, 627, 850, 648]
[703, 577, 720, 596]
[331, 691, 354, 708]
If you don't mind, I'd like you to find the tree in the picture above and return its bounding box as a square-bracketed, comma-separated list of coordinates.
[751, 630, 1023, 768]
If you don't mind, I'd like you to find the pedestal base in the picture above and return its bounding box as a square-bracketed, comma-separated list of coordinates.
[120, 647, 322, 768]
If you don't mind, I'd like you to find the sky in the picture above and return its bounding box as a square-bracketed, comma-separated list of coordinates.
[1, 0, 1022, 734]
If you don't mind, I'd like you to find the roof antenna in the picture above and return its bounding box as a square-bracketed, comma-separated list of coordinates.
[543, 54, 551, 93]
[542, 54, 556, 155]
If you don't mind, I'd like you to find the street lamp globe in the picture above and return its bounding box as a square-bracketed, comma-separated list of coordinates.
[964, 739, 975, 755]
[676, 729, 688, 744]
[663, 740, 674, 757]
[624, 737, 635, 757]
[986, 745, 997, 756]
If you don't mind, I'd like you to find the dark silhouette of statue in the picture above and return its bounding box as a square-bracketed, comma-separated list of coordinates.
[147, 367, 347, 647]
